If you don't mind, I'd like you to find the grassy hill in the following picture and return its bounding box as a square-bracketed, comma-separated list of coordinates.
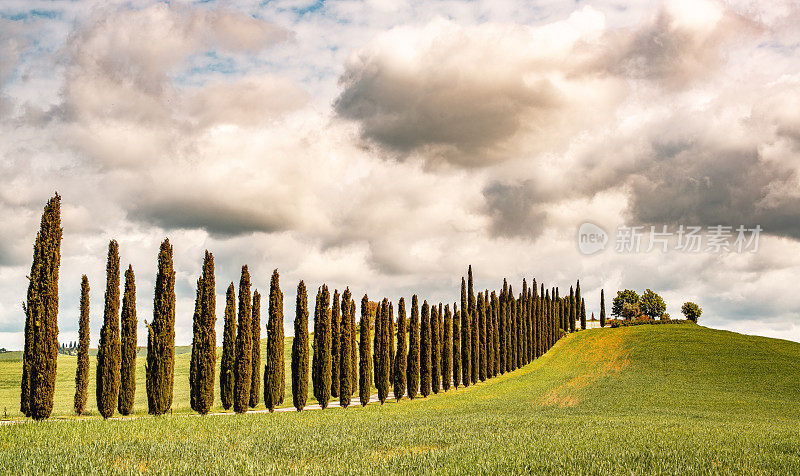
[2, 324, 800, 474]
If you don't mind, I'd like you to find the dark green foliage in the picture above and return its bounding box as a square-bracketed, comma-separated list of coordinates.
[420, 301, 431, 397]
[508, 287, 515, 372]
[682, 301, 702, 322]
[97, 240, 120, 420]
[147, 239, 175, 416]
[359, 294, 372, 406]
[393, 297, 407, 401]
[600, 289, 606, 327]
[576, 280, 583, 331]
[372, 297, 382, 386]
[220, 283, 236, 410]
[118, 265, 136, 415]
[442, 304, 452, 391]
[612, 289, 640, 317]
[641, 289, 667, 319]
[460, 277, 470, 387]
[233, 266, 252, 414]
[569, 286, 576, 332]
[431, 305, 441, 394]
[376, 299, 391, 404]
[264, 270, 284, 412]
[499, 280, 506, 374]
[312, 285, 332, 409]
[452, 303, 461, 388]
[388, 302, 395, 389]
[21, 194, 62, 420]
[291, 281, 309, 411]
[74, 275, 89, 415]
[491, 292, 500, 376]
[477, 292, 486, 381]
[581, 298, 586, 330]
[339, 288, 353, 408]
[350, 298, 357, 395]
[330, 289, 341, 399]
[469, 268, 478, 384]
[406, 295, 420, 400]
[250, 290, 260, 408]
[190, 251, 216, 415]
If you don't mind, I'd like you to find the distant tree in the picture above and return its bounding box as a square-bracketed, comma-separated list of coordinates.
[622, 302, 642, 320]
[452, 303, 461, 389]
[460, 277, 470, 387]
[330, 289, 341, 399]
[118, 265, 137, 415]
[74, 275, 90, 415]
[442, 304, 452, 391]
[97, 240, 121, 419]
[350, 298, 357, 394]
[372, 295, 382, 387]
[469, 269, 478, 384]
[406, 295, 420, 400]
[600, 289, 606, 328]
[393, 297, 407, 401]
[376, 299, 391, 404]
[220, 283, 236, 410]
[681, 302, 702, 322]
[190, 251, 216, 415]
[264, 270, 284, 412]
[291, 281, 309, 411]
[250, 290, 261, 408]
[580, 298, 586, 330]
[21, 194, 62, 420]
[233, 266, 252, 414]
[477, 292, 486, 381]
[339, 288, 353, 408]
[420, 301, 432, 397]
[612, 290, 640, 317]
[312, 285, 332, 409]
[430, 305, 441, 394]
[359, 294, 372, 406]
[491, 292, 500, 375]
[640, 289, 667, 319]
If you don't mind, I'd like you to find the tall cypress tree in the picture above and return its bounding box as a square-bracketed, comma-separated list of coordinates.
[452, 303, 461, 389]
[388, 302, 395, 389]
[442, 304, 452, 391]
[460, 277, 470, 387]
[118, 265, 136, 415]
[576, 281, 584, 330]
[393, 297, 407, 401]
[190, 251, 216, 415]
[330, 289, 341, 399]
[74, 275, 90, 415]
[350, 298, 357, 394]
[376, 299, 391, 403]
[21, 194, 62, 420]
[600, 289, 606, 327]
[491, 292, 500, 376]
[220, 283, 236, 410]
[96, 240, 120, 419]
[499, 281, 507, 374]
[468, 267, 478, 384]
[291, 281, 309, 411]
[147, 239, 175, 416]
[359, 294, 372, 406]
[233, 266, 252, 414]
[508, 286, 515, 372]
[373, 297, 382, 386]
[264, 270, 284, 412]
[478, 292, 486, 381]
[569, 286, 576, 332]
[312, 285, 331, 409]
[420, 301, 431, 397]
[406, 295, 420, 400]
[581, 298, 586, 330]
[339, 288, 352, 408]
[250, 290, 261, 408]
[486, 292, 494, 377]
[431, 305, 441, 394]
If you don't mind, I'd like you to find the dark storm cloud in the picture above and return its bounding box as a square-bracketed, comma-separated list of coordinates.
[482, 181, 547, 240]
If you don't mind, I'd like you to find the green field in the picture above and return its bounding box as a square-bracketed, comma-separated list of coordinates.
[2, 324, 800, 474]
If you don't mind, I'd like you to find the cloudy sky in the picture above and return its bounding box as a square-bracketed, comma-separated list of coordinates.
[1, 0, 799, 349]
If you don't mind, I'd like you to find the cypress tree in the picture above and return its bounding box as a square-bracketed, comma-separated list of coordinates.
[359, 294, 372, 406]
[486, 292, 494, 377]
[477, 292, 486, 381]
[491, 292, 500, 376]
[220, 283, 236, 410]
[420, 301, 431, 397]
[96, 240, 120, 419]
[376, 299, 391, 403]
[406, 295, 420, 400]
[373, 297, 382, 386]
[233, 266, 252, 414]
[581, 298, 586, 330]
[21, 194, 62, 420]
[147, 239, 175, 416]
[442, 304, 452, 391]
[576, 281, 584, 330]
[312, 285, 331, 409]
[460, 278, 470, 387]
[250, 290, 261, 408]
[508, 286, 515, 371]
[600, 289, 606, 327]
[499, 281, 506, 374]
[118, 265, 136, 415]
[291, 281, 309, 411]
[517, 290, 524, 369]
[190, 251, 216, 415]
[264, 269, 284, 412]
[330, 289, 341, 398]
[74, 275, 89, 415]
[393, 297, 407, 401]
[469, 268, 478, 384]
[350, 298, 357, 394]
[431, 305, 441, 394]
[339, 288, 352, 408]
[452, 303, 460, 388]
[569, 286, 576, 332]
